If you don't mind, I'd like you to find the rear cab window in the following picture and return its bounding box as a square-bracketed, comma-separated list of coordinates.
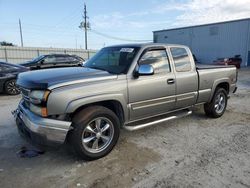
[170, 47, 192, 72]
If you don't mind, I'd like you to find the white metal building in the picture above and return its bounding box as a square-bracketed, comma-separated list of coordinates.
[153, 18, 250, 67]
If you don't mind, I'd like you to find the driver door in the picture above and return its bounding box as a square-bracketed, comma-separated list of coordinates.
[128, 48, 176, 121]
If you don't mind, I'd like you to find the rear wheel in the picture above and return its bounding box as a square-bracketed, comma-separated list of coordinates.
[69, 106, 120, 160]
[4, 79, 20, 95]
[204, 88, 228, 118]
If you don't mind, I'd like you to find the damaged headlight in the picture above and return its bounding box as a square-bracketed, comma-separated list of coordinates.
[29, 90, 50, 105]
[29, 90, 50, 117]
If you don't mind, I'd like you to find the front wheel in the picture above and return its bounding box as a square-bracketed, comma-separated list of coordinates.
[204, 88, 228, 118]
[4, 79, 20, 95]
[69, 106, 120, 160]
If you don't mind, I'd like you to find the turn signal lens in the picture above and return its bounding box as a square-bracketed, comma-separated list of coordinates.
[41, 107, 48, 117]
[30, 103, 48, 117]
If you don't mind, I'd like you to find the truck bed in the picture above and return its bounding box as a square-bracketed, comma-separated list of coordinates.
[196, 63, 235, 69]
[196, 64, 237, 104]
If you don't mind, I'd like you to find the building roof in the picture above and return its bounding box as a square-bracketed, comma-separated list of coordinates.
[153, 18, 250, 33]
[107, 43, 187, 48]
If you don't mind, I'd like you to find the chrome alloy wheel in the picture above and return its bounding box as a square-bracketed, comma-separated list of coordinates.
[214, 92, 226, 114]
[6, 80, 20, 95]
[82, 117, 114, 153]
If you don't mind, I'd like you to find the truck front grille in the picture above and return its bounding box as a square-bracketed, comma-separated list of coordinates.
[20, 87, 30, 98]
[20, 87, 31, 109]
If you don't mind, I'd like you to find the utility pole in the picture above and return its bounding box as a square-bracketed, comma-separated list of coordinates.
[84, 3, 87, 50]
[79, 3, 90, 50]
[19, 18, 24, 47]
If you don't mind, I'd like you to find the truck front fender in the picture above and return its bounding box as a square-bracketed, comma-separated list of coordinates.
[65, 93, 129, 122]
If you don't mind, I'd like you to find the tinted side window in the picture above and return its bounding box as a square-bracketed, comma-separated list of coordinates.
[140, 49, 170, 73]
[55, 56, 69, 63]
[67, 56, 78, 62]
[170, 47, 191, 72]
[43, 56, 56, 64]
[2, 65, 9, 71]
[0, 65, 16, 71]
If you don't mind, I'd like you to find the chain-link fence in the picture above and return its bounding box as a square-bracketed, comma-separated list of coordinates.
[0, 46, 97, 64]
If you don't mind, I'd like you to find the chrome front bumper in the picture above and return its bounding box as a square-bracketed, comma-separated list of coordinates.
[13, 101, 72, 145]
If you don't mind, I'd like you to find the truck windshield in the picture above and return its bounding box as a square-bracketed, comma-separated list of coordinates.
[84, 46, 140, 74]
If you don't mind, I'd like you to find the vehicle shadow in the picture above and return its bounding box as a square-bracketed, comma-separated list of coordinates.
[0, 93, 21, 98]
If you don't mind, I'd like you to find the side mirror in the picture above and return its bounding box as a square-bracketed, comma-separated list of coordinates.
[135, 64, 154, 77]
[40, 59, 44, 64]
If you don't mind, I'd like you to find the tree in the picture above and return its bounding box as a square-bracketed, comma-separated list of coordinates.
[0, 41, 16, 46]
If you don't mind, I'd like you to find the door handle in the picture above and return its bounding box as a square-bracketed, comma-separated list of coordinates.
[167, 79, 175, 84]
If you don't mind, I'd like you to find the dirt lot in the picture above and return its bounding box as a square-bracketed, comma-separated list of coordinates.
[0, 68, 250, 188]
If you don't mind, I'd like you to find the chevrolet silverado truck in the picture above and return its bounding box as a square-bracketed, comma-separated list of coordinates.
[13, 43, 237, 160]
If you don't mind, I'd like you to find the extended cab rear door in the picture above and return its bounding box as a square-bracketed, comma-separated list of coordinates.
[128, 47, 176, 121]
[169, 46, 198, 109]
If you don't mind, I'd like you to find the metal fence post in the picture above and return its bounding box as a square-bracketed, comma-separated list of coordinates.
[87, 51, 90, 59]
[37, 49, 40, 56]
[4, 48, 8, 62]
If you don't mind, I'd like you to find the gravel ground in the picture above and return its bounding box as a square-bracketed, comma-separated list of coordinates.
[0, 68, 250, 188]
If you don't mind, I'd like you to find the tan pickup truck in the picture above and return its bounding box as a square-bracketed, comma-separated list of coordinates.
[14, 43, 237, 160]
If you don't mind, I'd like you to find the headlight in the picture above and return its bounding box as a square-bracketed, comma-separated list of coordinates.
[30, 103, 48, 117]
[29, 90, 50, 117]
[29, 90, 50, 104]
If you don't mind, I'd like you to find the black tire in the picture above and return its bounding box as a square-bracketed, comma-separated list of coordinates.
[69, 106, 120, 160]
[204, 88, 228, 118]
[4, 79, 20, 95]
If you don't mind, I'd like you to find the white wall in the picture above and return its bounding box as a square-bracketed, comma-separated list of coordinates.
[0, 46, 97, 64]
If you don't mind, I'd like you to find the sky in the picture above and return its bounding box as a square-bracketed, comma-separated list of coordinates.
[0, 0, 250, 49]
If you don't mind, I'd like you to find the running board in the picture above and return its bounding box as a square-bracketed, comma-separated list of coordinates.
[123, 110, 192, 131]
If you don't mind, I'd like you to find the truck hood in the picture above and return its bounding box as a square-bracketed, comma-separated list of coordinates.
[17, 67, 117, 90]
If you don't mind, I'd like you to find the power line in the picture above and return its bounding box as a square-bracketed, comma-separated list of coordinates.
[53, 6, 81, 29]
[90, 29, 152, 42]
